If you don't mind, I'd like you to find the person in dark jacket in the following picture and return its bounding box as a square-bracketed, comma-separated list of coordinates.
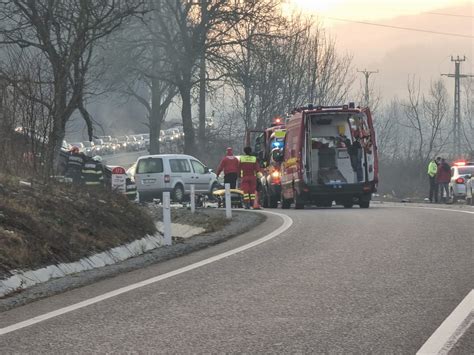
[436, 158, 451, 203]
[65, 146, 86, 185]
[82, 155, 104, 187]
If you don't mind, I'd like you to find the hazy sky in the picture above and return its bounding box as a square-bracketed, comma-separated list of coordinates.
[288, 0, 471, 21]
[287, 0, 473, 102]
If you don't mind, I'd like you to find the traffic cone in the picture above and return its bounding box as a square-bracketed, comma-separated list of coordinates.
[253, 191, 262, 209]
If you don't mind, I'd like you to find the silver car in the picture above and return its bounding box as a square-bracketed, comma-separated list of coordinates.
[134, 154, 219, 203]
[449, 162, 474, 202]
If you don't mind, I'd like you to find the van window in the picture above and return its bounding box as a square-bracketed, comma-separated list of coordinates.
[170, 159, 191, 173]
[137, 158, 163, 174]
[191, 160, 206, 174]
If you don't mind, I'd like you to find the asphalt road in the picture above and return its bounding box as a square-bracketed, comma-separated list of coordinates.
[0, 204, 472, 353]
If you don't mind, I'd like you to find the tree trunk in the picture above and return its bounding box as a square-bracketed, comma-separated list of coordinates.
[198, 54, 206, 147]
[149, 76, 163, 155]
[180, 85, 196, 154]
[198, 0, 208, 150]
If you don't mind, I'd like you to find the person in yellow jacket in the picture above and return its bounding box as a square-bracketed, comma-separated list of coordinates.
[427, 157, 440, 203]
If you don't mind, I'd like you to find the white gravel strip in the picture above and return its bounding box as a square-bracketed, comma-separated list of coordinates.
[0, 222, 204, 298]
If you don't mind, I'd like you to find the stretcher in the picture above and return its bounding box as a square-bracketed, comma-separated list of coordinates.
[212, 188, 244, 208]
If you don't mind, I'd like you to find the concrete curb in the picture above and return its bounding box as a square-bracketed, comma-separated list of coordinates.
[0, 221, 206, 298]
[0, 231, 165, 298]
[0, 211, 265, 311]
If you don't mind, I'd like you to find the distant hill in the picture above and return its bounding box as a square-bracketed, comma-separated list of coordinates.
[329, 2, 473, 100]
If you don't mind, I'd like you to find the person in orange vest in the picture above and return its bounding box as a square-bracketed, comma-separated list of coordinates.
[240, 146, 261, 209]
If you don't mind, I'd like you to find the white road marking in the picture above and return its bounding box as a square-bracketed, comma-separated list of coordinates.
[0, 210, 293, 336]
[392, 205, 474, 354]
[417, 290, 473, 355]
[398, 205, 474, 215]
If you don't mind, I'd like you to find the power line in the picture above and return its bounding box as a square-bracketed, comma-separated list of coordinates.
[324, 16, 473, 38]
[426, 12, 474, 19]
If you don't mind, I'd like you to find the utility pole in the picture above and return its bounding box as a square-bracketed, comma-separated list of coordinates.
[357, 69, 378, 107]
[441, 55, 474, 157]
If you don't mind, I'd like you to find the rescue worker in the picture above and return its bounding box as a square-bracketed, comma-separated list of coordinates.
[348, 137, 363, 182]
[427, 157, 440, 203]
[65, 146, 85, 185]
[125, 177, 137, 201]
[82, 155, 104, 187]
[216, 147, 240, 189]
[240, 146, 260, 209]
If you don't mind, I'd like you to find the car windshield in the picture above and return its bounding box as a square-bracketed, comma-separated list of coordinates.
[458, 167, 474, 175]
[136, 158, 163, 174]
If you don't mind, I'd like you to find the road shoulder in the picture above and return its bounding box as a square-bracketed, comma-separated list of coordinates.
[0, 210, 266, 312]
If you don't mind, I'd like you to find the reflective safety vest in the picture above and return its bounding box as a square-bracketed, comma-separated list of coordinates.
[82, 161, 104, 186]
[427, 160, 437, 177]
[240, 155, 258, 177]
[67, 153, 84, 170]
[126, 179, 137, 200]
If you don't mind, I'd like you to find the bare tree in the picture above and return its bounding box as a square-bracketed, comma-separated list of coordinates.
[103, 2, 177, 154]
[0, 0, 143, 172]
[228, 14, 354, 130]
[461, 78, 473, 154]
[423, 79, 450, 159]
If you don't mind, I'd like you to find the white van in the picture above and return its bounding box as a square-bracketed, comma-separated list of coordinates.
[134, 154, 219, 203]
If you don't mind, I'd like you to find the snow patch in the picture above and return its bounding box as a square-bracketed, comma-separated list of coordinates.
[156, 222, 205, 239]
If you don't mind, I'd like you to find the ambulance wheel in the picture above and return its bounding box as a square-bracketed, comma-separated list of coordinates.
[293, 191, 304, 209]
[269, 195, 279, 209]
[262, 190, 269, 208]
[281, 194, 291, 209]
[172, 184, 184, 203]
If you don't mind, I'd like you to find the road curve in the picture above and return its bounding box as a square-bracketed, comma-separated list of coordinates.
[0, 204, 472, 353]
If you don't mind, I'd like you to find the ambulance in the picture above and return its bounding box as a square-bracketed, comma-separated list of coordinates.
[279, 103, 378, 209]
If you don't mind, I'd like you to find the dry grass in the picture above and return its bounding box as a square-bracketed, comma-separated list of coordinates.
[0, 174, 156, 276]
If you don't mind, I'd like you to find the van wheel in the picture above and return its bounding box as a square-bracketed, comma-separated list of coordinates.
[343, 203, 353, 208]
[359, 200, 370, 208]
[172, 184, 184, 203]
[209, 183, 219, 201]
[138, 194, 151, 203]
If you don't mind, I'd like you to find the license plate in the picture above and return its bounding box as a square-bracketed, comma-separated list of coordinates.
[142, 179, 156, 184]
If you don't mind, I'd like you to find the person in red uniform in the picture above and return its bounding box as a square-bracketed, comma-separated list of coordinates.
[216, 147, 240, 189]
[240, 146, 260, 209]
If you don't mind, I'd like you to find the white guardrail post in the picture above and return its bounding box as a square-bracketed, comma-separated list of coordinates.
[224, 183, 232, 219]
[190, 184, 196, 214]
[162, 192, 172, 245]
